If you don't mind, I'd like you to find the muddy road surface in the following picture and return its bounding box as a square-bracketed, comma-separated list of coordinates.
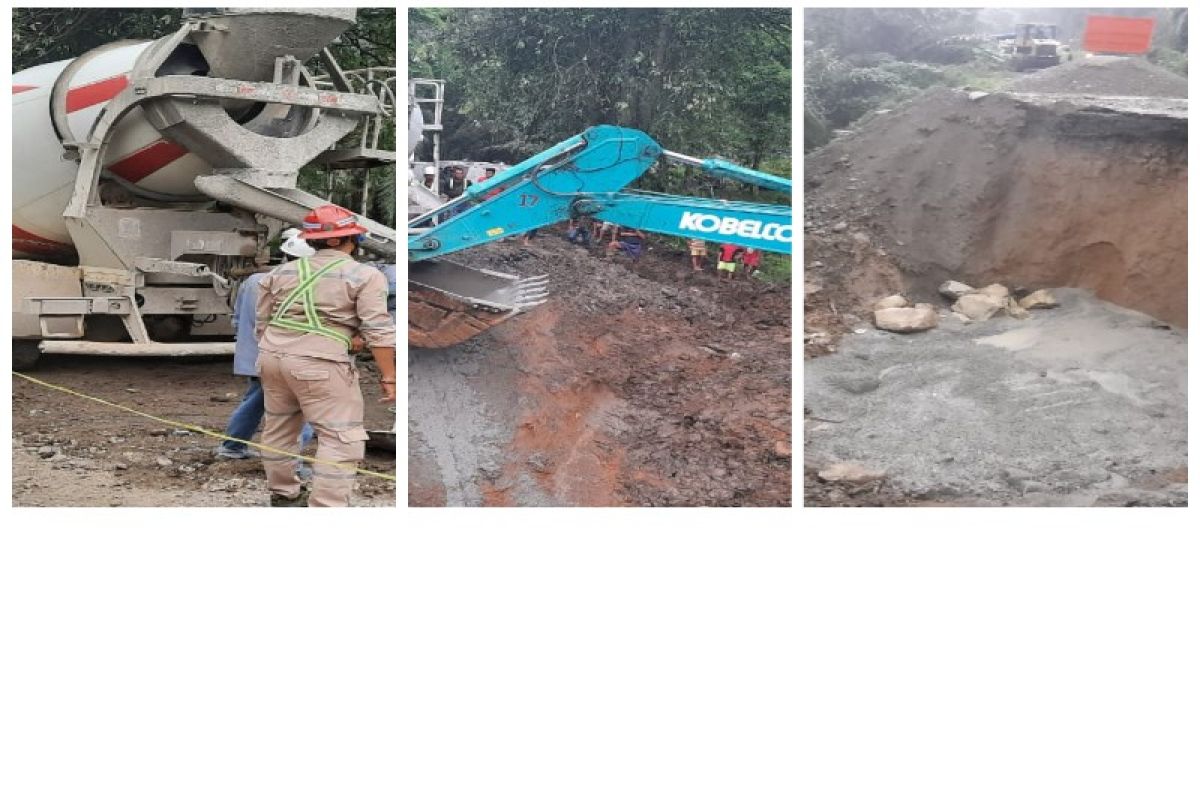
[12, 355, 396, 507]
[409, 236, 792, 507]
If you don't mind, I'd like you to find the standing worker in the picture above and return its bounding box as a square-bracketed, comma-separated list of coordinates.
[740, 247, 762, 279]
[256, 205, 397, 507]
[444, 164, 470, 199]
[688, 238, 708, 272]
[443, 164, 471, 219]
[216, 229, 315, 469]
[716, 243, 744, 281]
[478, 166, 503, 199]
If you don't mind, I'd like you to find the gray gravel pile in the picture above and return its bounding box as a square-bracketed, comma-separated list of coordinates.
[1009, 56, 1187, 98]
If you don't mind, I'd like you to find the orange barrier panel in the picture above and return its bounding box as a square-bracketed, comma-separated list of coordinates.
[1083, 15, 1155, 55]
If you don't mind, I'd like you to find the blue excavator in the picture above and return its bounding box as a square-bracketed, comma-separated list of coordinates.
[408, 124, 791, 347]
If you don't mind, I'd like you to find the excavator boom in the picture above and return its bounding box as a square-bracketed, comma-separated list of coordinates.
[408, 125, 791, 346]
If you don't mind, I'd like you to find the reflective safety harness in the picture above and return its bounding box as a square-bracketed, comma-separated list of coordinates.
[268, 257, 352, 349]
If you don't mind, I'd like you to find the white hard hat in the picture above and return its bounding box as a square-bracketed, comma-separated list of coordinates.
[282, 227, 303, 239]
[280, 234, 316, 258]
[423, 166, 436, 175]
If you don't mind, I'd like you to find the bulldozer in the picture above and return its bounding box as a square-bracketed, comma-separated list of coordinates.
[999, 23, 1072, 71]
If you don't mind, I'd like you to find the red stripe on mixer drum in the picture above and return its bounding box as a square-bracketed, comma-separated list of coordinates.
[65, 74, 129, 112]
[12, 225, 72, 255]
[12, 85, 37, 94]
[107, 139, 190, 183]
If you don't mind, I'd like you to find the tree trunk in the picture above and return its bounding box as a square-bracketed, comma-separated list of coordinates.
[637, 10, 673, 132]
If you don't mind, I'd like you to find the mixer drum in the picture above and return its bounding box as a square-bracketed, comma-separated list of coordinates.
[11, 41, 213, 261]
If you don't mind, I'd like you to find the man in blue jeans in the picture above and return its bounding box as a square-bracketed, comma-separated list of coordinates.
[375, 262, 396, 320]
[216, 230, 315, 470]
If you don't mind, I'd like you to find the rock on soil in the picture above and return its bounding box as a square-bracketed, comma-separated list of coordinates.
[817, 462, 885, 485]
[952, 293, 1005, 322]
[874, 306, 938, 333]
[939, 281, 975, 300]
[1020, 289, 1059, 310]
[873, 294, 909, 310]
[409, 235, 791, 507]
[1005, 298, 1030, 320]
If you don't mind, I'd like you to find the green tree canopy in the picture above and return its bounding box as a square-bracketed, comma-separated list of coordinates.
[409, 8, 791, 187]
[12, 8, 394, 72]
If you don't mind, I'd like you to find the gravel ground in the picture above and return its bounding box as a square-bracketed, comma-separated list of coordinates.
[805, 290, 1187, 506]
[12, 356, 396, 507]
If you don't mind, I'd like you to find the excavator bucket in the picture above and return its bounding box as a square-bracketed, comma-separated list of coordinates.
[366, 429, 396, 452]
[408, 260, 548, 348]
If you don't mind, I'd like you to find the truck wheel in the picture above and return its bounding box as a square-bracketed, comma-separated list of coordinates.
[12, 341, 41, 371]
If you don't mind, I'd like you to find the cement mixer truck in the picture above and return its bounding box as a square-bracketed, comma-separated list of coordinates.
[11, 7, 396, 369]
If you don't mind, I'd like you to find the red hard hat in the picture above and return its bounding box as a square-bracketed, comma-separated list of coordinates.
[299, 204, 369, 240]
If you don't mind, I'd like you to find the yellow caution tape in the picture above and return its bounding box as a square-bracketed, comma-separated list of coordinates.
[12, 370, 397, 482]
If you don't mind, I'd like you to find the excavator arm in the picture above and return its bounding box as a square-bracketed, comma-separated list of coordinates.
[409, 125, 659, 259]
[409, 125, 791, 262]
[581, 191, 791, 253]
[407, 125, 790, 345]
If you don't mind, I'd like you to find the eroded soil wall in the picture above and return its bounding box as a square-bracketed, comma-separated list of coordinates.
[807, 89, 1187, 326]
[409, 238, 792, 507]
[971, 132, 1185, 326]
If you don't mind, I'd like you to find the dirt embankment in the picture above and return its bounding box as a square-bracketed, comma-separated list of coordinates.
[12, 357, 396, 507]
[806, 84, 1187, 330]
[409, 236, 792, 507]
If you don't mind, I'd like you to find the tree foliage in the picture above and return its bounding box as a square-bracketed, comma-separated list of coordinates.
[409, 8, 791, 191]
[12, 8, 183, 71]
[12, 8, 394, 73]
[805, 8, 978, 62]
[803, 8, 983, 150]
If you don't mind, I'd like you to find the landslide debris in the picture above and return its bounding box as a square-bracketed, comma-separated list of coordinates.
[804, 57, 1188, 507]
[409, 235, 791, 507]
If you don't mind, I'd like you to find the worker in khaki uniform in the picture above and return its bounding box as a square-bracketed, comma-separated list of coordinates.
[255, 205, 397, 507]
